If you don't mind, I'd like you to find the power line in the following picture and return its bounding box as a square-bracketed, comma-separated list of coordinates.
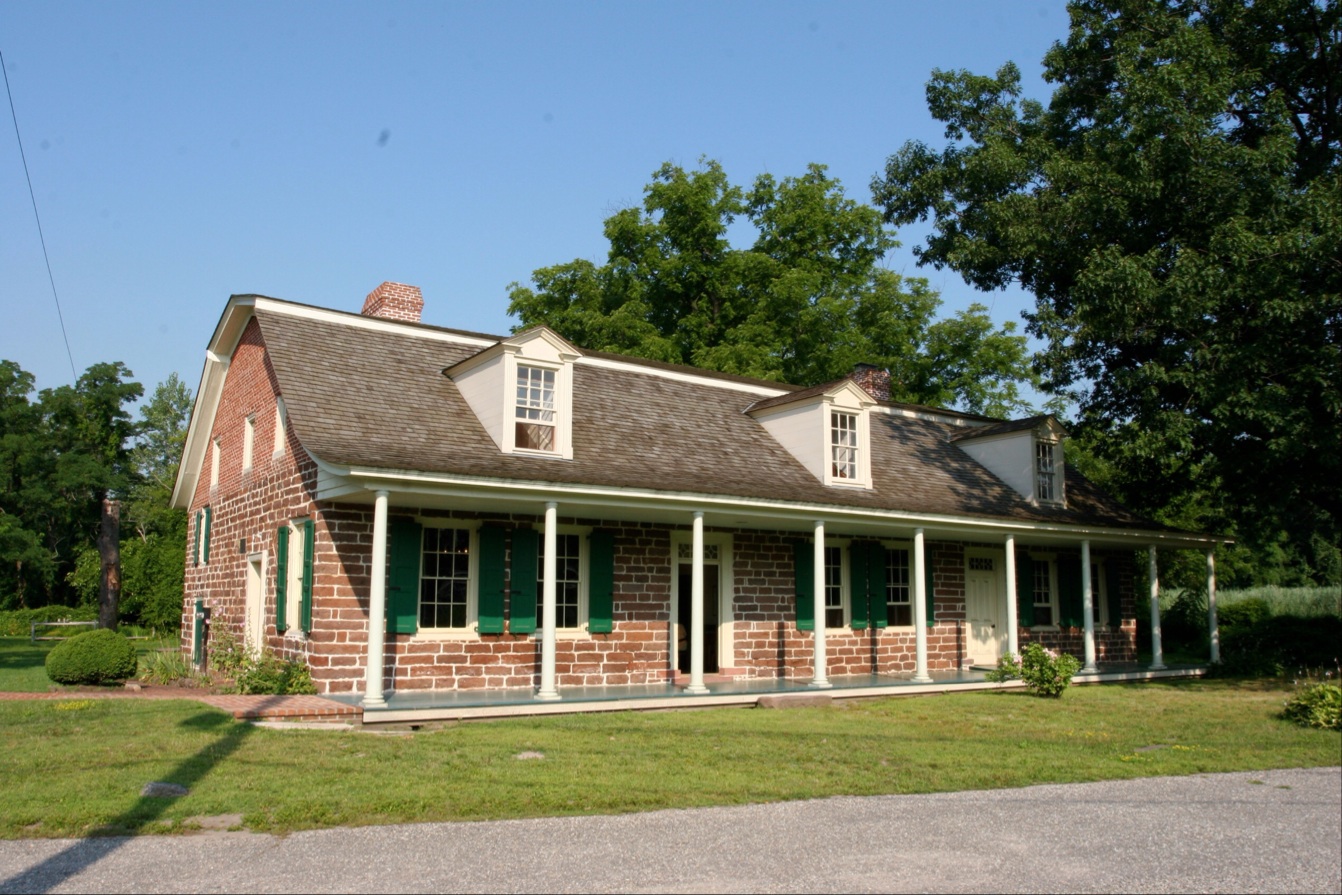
[2, 48, 78, 382]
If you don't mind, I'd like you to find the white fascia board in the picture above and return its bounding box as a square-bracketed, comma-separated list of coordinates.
[254, 297, 497, 349]
[328, 465, 1224, 548]
[170, 297, 255, 509]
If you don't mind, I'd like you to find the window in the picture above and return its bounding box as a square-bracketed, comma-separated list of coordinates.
[831, 411, 858, 480]
[273, 398, 287, 455]
[275, 518, 313, 635]
[1036, 441, 1056, 502]
[536, 532, 583, 629]
[1091, 562, 1108, 626]
[242, 415, 255, 472]
[193, 506, 212, 566]
[885, 547, 912, 626]
[823, 545, 844, 628]
[515, 365, 556, 452]
[1032, 558, 1056, 626]
[420, 527, 472, 629]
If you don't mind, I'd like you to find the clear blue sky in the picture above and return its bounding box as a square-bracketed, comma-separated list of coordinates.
[2, 1, 1070, 405]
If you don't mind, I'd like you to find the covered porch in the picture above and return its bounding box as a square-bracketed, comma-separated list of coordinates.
[329, 661, 1211, 725]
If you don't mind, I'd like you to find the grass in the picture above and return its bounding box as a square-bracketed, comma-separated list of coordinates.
[0, 636, 176, 693]
[0, 678, 1337, 839]
[1161, 585, 1342, 618]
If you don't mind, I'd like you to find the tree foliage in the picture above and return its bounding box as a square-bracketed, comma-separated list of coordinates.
[509, 159, 1043, 417]
[873, 0, 1341, 581]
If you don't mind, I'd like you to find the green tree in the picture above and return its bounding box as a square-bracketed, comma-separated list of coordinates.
[0, 361, 56, 607]
[872, 0, 1341, 581]
[510, 159, 1041, 416]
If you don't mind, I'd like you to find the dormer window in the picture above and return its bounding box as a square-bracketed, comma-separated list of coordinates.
[515, 365, 557, 452]
[831, 411, 858, 480]
[1036, 441, 1056, 501]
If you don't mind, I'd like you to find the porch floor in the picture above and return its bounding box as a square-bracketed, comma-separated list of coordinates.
[325, 662, 1209, 725]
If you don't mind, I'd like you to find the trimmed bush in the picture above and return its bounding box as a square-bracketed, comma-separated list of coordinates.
[1216, 597, 1272, 629]
[1217, 614, 1342, 676]
[45, 629, 138, 685]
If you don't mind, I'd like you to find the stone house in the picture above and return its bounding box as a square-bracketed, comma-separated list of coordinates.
[170, 282, 1221, 711]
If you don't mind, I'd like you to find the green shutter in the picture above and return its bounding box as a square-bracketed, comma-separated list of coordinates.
[202, 506, 212, 564]
[508, 527, 538, 634]
[477, 526, 506, 634]
[869, 544, 888, 628]
[275, 525, 289, 633]
[923, 550, 935, 625]
[193, 511, 201, 566]
[588, 531, 615, 634]
[1105, 559, 1123, 625]
[793, 541, 814, 631]
[1058, 554, 1083, 628]
[300, 518, 314, 633]
[848, 542, 870, 630]
[387, 518, 422, 635]
[1017, 554, 1035, 627]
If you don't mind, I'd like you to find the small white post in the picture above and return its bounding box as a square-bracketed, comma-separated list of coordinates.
[810, 520, 831, 688]
[1080, 540, 1098, 673]
[1149, 546, 1166, 670]
[1207, 548, 1220, 665]
[685, 511, 709, 694]
[912, 528, 932, 683]
[536, 502, 561, 700]
[1004, 534, 1019, 658]
[363, 489, 389, 709]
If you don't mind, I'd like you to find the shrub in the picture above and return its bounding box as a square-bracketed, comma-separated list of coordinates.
[1216, 614, 1342, 677]
[231, 651, 316, 696]
[208, 627, 248, 678]
[1280, 682, 1342, 731]
[45, 629, 138, 685]
[1216, 597, 1272, 629]
[139, 648, 202, 685]
[984, 643, 1082, 698]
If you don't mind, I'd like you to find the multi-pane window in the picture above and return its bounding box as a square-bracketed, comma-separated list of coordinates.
[823, 545, 844, 628]
[885, 547, 911, 626]
[537, 533, 582, 629]
[1036, 441, 1056, 501]
[1032, 560, 1055, 626]
[515, 365, 556, 451]
[831, 411, 858, 480]
[420, 527, 471, 629]
[1091, 563, 1107, 626]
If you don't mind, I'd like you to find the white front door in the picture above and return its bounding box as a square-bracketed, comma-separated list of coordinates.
[245, 554, 265, 655]
[965, 553, 1005, 665]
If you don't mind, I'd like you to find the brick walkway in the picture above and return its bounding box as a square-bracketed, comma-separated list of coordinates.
[0, 688, 360, 722]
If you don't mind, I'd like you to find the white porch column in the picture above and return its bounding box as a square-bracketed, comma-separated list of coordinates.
[536, 502, 561, 700]
[1207, 548, 1220, 665]
[1080, 540, 1098, 673]
[912, 527, 932, 683]
[1004, 534, 1019, 657]
[685, 511, 709, 694]
[363, 489, 390, 710]
[1148, 546, 1166, 670]
[810, 519, 831, 689]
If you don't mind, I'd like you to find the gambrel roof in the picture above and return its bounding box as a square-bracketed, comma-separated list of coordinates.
[174, 294, 1218, 546]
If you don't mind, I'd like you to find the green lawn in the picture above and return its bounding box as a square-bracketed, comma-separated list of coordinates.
[0, 678, 1336, 839]
[0, 636, 175, 692]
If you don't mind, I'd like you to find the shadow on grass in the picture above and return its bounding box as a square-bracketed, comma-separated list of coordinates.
[0, 696, 289, 895]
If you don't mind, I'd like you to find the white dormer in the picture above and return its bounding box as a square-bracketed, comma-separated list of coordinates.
[952, 416, 1067, 506]
[747, 379, 876, 488]
[448, 327, 581, 460]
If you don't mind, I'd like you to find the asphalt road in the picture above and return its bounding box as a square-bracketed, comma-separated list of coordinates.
[1, 767, 1338, 894]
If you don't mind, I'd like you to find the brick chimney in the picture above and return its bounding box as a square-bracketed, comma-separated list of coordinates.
[849, 363, 891, 402]
[361, 281, 424, 323]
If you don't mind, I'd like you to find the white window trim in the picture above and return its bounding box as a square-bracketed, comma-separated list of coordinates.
[1091, 559, 1111, 628]
[411, 519, 481, 641]
[242, 414, 255, 473]
[878, 538, 915, 630]
[1029, 552, 1060, 630]
[210, 438, 221, 490]
[821, 401, 872, 489]
[1035, 437, 1065, 506]
[273, 397, 287, 457]
[502, 352, 574, 460]
[282, 518, 307, 638]
[823, 537, 851, 632]
[530, 522, 590, 636]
